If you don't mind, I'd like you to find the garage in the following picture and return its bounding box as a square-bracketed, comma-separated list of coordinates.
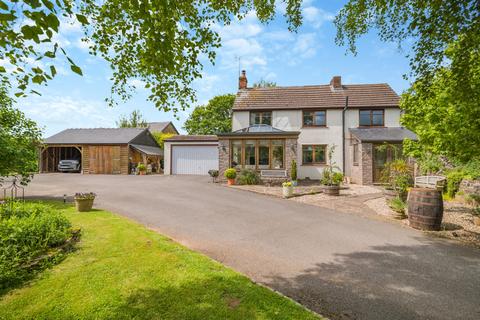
[164, 135, 219, 175]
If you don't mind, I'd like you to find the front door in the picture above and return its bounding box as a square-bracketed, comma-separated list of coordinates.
[373, 144, 402, 183]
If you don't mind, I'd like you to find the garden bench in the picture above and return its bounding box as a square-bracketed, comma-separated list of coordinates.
[414, 175, 446, 190]
[260, 170, 287, 178]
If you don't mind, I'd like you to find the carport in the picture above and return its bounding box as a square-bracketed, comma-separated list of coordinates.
[41, 128, 163, 174]
[40, 145, 82, 173]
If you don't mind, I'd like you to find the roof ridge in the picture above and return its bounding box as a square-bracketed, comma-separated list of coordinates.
[243, 83, 393, 90]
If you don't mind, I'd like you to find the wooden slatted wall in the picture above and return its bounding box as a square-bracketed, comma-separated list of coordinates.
[87, 145, 125, 174]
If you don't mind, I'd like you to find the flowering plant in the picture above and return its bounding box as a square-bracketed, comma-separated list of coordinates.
[282, 181, 293, 187]
[74, 192, 96, 200]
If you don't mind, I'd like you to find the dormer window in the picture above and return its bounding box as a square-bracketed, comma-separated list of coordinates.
[359, 109, 384, 127]
[250, 111, 272, 125]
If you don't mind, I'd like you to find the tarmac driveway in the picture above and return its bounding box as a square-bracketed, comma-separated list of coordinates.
[24, 174, 480, 320]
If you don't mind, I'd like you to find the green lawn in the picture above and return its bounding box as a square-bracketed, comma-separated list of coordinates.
[0, 203, 321, 320]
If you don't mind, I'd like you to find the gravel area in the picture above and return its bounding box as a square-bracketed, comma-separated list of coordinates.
[231, 183, 381, 199]
[231, 182, 480, 248]
[230, 184, 324, 197]
[429, 201, 480, 248]
[364, 197, 398, 217]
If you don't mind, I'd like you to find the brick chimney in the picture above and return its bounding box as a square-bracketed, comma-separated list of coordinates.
[239, 70, 248, 89]
[330, 76, 342, 90]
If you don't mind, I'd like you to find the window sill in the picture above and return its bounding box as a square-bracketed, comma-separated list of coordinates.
[357, 125, 385, 128]
[301, 125, 328, 129]
[301, 163, 327, 167]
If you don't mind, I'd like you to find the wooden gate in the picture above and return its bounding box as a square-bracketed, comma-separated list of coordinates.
[88, 146, 121, 174]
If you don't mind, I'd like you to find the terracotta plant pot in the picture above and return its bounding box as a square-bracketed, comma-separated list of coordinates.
[139, 171, 146, 175]
[283, 186, 293, 198]
[323, 185, 340, 196]
[75, 198, 94, 212]
[227, 178, 235, 185]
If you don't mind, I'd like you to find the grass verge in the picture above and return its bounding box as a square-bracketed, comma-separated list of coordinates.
[0, 202, 321, 320]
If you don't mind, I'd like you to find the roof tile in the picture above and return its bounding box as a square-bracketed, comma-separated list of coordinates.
[232, 83, 400, 110]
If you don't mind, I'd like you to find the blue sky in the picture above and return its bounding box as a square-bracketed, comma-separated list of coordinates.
[15, 0, 411, 137]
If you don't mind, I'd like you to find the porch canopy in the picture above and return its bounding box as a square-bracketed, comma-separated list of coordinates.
[349, 127, 417, 143]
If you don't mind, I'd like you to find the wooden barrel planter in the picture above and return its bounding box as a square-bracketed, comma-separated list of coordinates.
[407, 188, 443, 231]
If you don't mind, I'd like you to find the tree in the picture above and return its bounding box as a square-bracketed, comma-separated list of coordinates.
[184, 94, 235, 135]
[401, 36, 480, 162]
[334, 1, 479, 80]
[253, 79, 277, 88]
[335, 1, 480, 162]
[152, 132, 176, 149]
[0, 87, 42, 185]
[1, 1, 302, 113]
[116, 110, 148, 128]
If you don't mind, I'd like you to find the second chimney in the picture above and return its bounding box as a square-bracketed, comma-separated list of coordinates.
[239, 70, 247, 89]
[330, 76, 342, 90]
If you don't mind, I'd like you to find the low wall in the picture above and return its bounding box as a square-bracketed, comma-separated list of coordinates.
[459, 179, 480, 195]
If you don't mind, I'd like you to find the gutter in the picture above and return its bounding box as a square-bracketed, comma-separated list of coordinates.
[342, 96, 349, 173]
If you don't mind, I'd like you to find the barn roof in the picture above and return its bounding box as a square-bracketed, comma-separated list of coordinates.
[44, 128, 147, 145]
[147, 121, 179, 134]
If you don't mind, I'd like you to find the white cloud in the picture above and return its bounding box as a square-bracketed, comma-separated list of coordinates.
[292, 33, 318, 60]
[193, 72, 220, 93]
[302, 5, 334, 29]
[128, 79, 147, 89]
[19, 95, 117, 136]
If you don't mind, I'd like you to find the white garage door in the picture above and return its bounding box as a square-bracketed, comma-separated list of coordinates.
[172, 145, 219, 175]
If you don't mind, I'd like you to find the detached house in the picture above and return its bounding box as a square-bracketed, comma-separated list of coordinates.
[165, 71, 416, 184]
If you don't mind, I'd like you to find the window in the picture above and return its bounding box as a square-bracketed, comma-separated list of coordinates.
[353, 143, 359, 166]
[250, 112, 272, 125]
[302, 145, 326, 165]
[303, 110, 326, 126]
[230, 139, 284, 169]
[258, 140, 270, 169]
[359, 109, 384, 126]
[271, 140, 284, 169]
[244, 140, 256, 168]
[231, 141, 242, 168]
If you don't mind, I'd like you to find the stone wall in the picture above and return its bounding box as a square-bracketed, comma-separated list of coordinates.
[285, 138, 297, 178]
[459, 179, 480, 195]
[349, 142, 373, 185]
[218, 138, 230, 181]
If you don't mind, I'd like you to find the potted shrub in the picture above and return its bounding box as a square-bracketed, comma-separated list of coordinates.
[208, 169, 219, 183]
[282, 181, 293, 198]
[224, 168, 237, 185]
[74, 192, 96, 212]
[320, 145, 344, 196]
[291, 160, 298, 186]
[137, 163, 147, 175]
